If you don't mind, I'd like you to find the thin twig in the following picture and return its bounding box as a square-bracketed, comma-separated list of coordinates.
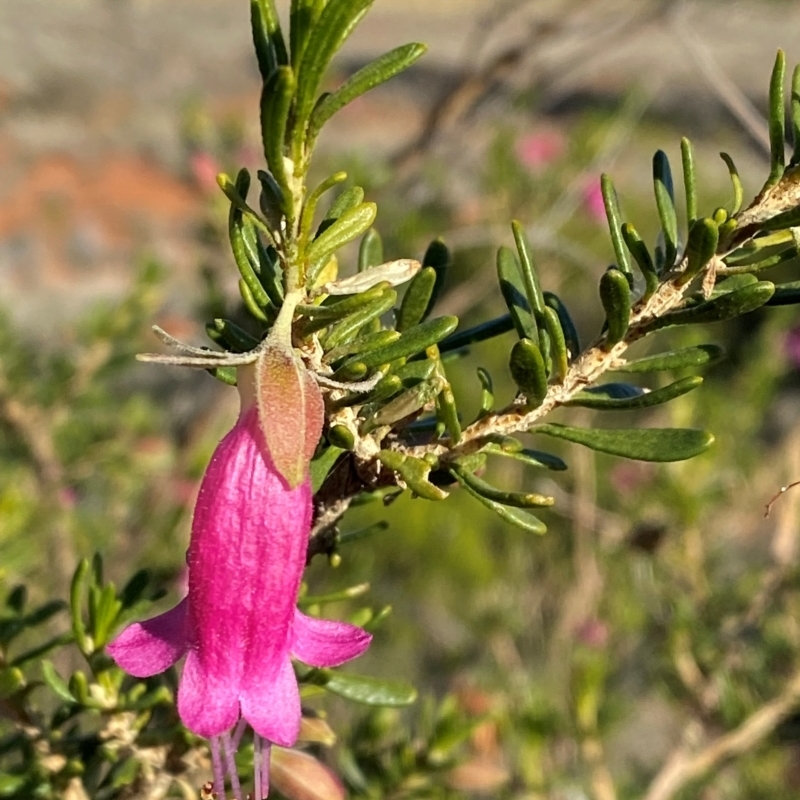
[641, 671, 800, 800]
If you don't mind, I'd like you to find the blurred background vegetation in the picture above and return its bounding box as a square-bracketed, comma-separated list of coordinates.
[3, 1, 800, 798]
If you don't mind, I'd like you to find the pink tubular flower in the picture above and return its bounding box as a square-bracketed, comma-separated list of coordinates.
[108, 386, 371, 799]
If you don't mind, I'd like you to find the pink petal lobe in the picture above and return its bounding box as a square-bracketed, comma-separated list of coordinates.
[178, 649, 241, 738]
[241, 656, 301, 747]
[291, 609, 372, 668]
[106, 598, 189, 677]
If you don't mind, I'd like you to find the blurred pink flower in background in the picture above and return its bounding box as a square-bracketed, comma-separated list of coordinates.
[515, 129, 565, 170]
[582, 178, 606, 223]
[190, 150, 222, 193]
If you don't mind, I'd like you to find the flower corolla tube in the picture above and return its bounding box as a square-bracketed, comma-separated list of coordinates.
[108, 379, 371, 799]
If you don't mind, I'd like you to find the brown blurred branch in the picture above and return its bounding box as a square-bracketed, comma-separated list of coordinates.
[642, 671, 800, 800]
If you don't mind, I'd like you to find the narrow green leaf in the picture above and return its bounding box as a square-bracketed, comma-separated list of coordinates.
[509, 338, 547, 406]
[377, 450, 448, 500]
[251, 0, 288, 81]
[566, 376, 702, 410]
[290, 0, 325, 69]
[434, 361, 461, 443]
[239, 279, 271, 323]
[481, 443, 568, 471]
[298, 282, 391, 332]
[208, 365, 238, 386]
[724, 230, 794, 266]
[309, 43, 427, 140]
[599, 267, 631, 348]
[613, 344, 723, 373]
[299, 171, 348, 247]
[70, 559, 89, 652]
[306, 203, 377, 284]
[362, 380, 439, 432]
[791, 64, 800, 166]
[719, 153, 744, 215]
[323, 329, 400, 365]
[766, 50, 787, 188]
[397, 267, 437, 331]
[307, 669, 417, 706]
[208, 319, 260, 353]
[310, 446, 345, 493]
[322, 186, 365, 227]
[645, 281, 774, 331]
[543, 292, 580, 363]
[260, 66, 296, 215]
[293, 0, 376, 144]
[621, 223, 658, 298]
[653, 150, 678, 270]
[357, 316, 458, 368]
[498, 246, 536, 339]
[439, 315, 514, 354]
[451, 471, 547, 533]
[422, 238, 450, 310]
[600, 174, 632, 275]
[323, 289, 396, 350]
[451, 466, 553, 508]
[680, 218, 719, 285]
[477, 367, 494, 416]
[41, 660, 76, 703]
[358, 228, 384, 272]
[511, 220, 545, 316]
[542, 307, 568, 381]
[536, 423, 714, 462]
[681, 137, 697, 226]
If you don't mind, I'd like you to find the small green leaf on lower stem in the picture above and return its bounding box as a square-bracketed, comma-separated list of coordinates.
[422, 238, 450, 312]
[621, 223, 658, 299]
[480, 442, 567, 472]
[377, 450, 448, 500]
[599, 267, 631, 348]
[535, 423, 714, 462]
[613, 344, 724, 373]
[566, 376, 703, 410]
[477, 367, 494, 416]
[543, 292, 580, 363]
[307, 203, 378, 284]
[766, 49, 787, 188]
[509, 338, 548, 405]
[681, 137, 697, 226]
[305, 669, 417, 706]
[543, 307, 568, 381]
[358, 316, 458, 368]
[653, 150, 678, 270]
[791, 64, 800, 166]
[498, 246, 537, 339]
[719, 153, 744, 215]
[645, 281, 774, 331]
[600, 174, 632, 276]
[358, 227, 383, 272]
[450, 470, 547, 534]
[681, 218, 719, 285]
[310, 446, 345, 494]
[451, 466, 553, 508]
[323, 289, 396, 350]
[41, 660, 76, 704]
[397, 266, 438, 331]
[511, 220, 545, 316]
